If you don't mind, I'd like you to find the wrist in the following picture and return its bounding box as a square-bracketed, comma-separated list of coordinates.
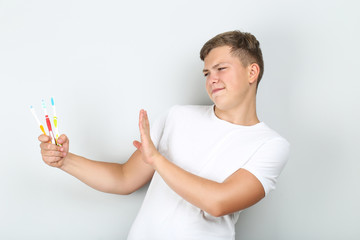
[60, 152, 73, 171]
[152, 154, 166, 171]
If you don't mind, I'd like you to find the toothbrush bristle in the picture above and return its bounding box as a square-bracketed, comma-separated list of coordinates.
[41, 99, 46, 108]
[51, 97, 54, 106]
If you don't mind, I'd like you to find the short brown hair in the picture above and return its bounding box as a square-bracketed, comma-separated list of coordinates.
[200, 30, 264, 88]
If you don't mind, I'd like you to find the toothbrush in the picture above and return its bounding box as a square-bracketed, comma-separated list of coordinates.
[41, 99, 57, 145]
[51, 97, 59, 141]
[30, 106, 47, 135]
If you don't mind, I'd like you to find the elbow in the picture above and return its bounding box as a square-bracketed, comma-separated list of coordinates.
[96, 186, 129, 195]
[204, 198, 255, 218]
[99, 181, 136, 195]
[111, 180, 149, 195]
[206, 198, 265, 218]
[207, 209, 224, 218]
[204, 200, 228, 218]
[111, 185, 136, 195]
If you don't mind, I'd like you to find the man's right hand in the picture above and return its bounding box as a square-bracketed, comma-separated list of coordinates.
[39, 134, 69, 168]
[37, 133, 154, 195]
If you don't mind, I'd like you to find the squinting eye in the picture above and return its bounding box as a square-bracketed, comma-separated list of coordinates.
[204, 73, 208, 77]
[218, 67, 226, 71]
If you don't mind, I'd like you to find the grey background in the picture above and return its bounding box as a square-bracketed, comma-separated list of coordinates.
[1, 0, 359, 239]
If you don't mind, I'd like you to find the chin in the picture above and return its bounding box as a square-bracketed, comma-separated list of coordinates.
[213, 101, 228, 111]
[215, 98, 239, 110]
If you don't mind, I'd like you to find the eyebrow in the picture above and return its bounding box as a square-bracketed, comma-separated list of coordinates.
[202, 62, 229, 73]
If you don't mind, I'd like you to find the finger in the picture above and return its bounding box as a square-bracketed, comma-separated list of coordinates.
[138, 109, 143, 126]
[48, 159, 64, 168]
[141, 110, 151, 140]
[38, 134, 51, 143]
[44, 156, 63, 164]
[57, 134, 68, 145]
[140, 109, 146, 127]
[140, 110, 149, 131]
[40, 142, 61, 151]
[144, 110, 150, 129]
[141, 110, 147, 132]
[139, 110, 146, 136]
[41, 149, 64, 157]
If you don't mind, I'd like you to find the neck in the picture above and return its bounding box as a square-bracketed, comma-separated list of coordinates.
[214, 98, 259, 126]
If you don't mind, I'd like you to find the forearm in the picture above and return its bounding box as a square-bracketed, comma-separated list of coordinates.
[153, 155, 224, 216]
[153, 155, 265, 217]
[60, 153, 130, 194]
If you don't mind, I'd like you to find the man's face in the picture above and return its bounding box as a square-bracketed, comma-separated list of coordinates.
[203, 46, 253, 111]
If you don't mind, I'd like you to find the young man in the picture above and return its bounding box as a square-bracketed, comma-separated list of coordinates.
[39, 30, 289, 239]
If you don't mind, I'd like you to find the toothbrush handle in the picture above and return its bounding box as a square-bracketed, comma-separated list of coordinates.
[45, 115, 56, 144]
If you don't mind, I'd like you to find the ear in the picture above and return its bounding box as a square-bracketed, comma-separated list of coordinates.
[248, 63, 260, 85]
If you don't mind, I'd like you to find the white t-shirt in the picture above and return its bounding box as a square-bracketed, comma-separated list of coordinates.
[127, 105, 290, 240]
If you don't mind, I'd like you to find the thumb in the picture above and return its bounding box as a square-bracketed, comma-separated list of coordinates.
[57, 134, 69, 151]
[133, 140, 142, 150]
[38, 134, 51, 143]
[57, 134, 68, 145]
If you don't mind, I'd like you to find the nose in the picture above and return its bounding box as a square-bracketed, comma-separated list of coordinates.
[207, 72, 219, 84]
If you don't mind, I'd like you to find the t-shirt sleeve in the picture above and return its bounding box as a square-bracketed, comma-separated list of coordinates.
[242, 137, 290, 196]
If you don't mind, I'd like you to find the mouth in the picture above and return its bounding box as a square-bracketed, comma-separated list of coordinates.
[212, 88, 225, 95]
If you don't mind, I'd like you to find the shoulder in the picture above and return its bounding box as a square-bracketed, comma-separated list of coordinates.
[255, 124, 290, 166]
[239, 123, 290, 159]
[257, 123, 290, 146]
[242, 124, 290, 195]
